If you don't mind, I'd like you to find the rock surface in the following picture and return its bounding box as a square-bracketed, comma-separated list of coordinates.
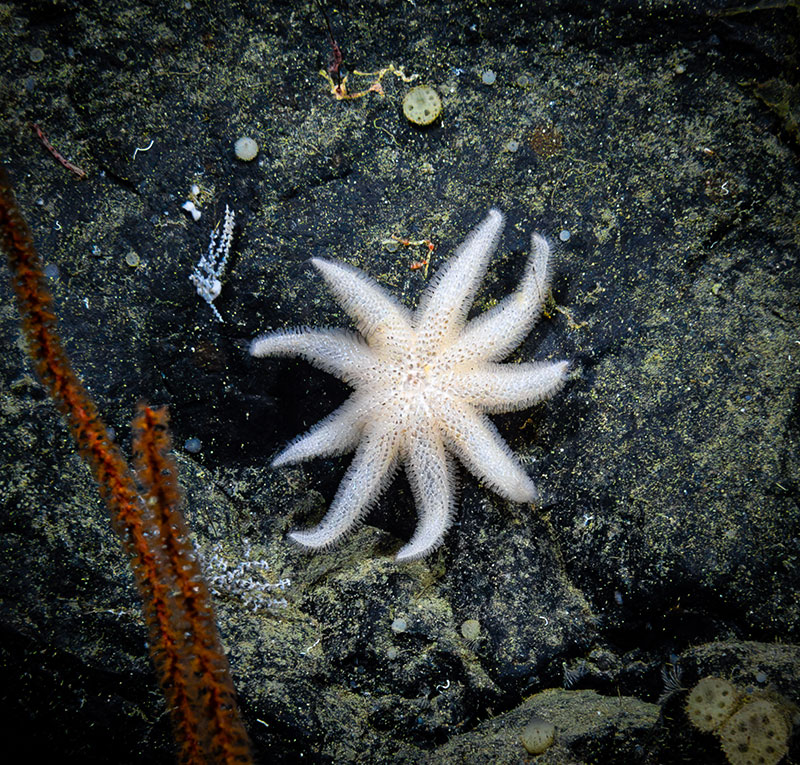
[0, 1, 798, 762]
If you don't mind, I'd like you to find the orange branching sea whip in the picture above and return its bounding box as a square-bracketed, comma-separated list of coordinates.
[0, 165, 252, 765]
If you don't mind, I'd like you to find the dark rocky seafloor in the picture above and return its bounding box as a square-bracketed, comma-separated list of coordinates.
[0, 1, 798, 762]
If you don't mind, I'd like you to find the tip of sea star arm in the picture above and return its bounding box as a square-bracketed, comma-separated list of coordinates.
[395, 536, 443, 563]
[286, 502, 366, 551]
[310, 257, 413, 348]
[250, 330, 300, 358]
[272, 444, 312, 468]
[414, 208, 506, 345]
[441, 406, 541, 503]
[271, 397, 366, 467]
[502, 474, 539, 504]
[285, 502, 370, 552]
[395, 435, 457, 562]
[249, 334, 274, 357]
[480, 444, 540, 503]
[285, 425, 401, 552]
[287, 528, 338, 551]
[394, 505, 454, 561]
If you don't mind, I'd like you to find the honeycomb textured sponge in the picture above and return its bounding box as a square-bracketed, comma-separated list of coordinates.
[686, 677, 741, 732]
[719, 698, 790, 765]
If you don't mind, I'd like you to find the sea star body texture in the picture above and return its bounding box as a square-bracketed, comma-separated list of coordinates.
[251, 209, 568, 562]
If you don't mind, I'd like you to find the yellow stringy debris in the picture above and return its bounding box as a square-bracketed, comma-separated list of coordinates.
[320, 64, 417, 100]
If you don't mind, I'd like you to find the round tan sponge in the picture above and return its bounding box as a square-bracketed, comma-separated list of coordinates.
[719, 698, 790, 765]
[402, 85, 442, 126]
[686, 676, 741, 732]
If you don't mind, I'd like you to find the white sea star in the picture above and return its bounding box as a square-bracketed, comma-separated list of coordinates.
[250, 209, 569, 562]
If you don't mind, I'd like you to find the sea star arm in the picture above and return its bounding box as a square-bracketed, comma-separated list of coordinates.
[441, 233, 553, 365]
[288, 421, 400, 550]
[311, 257, 414, 354]
[454, 360, 569, 413]
[271, 393, 372, 467]
[250, 328, 375, 385]
[436, 397, 538, 503]
[395, 429, 457, 562]
[414, 208, 504, 351]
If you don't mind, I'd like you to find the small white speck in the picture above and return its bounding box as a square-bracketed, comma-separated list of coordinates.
[182, 200, 201, 221]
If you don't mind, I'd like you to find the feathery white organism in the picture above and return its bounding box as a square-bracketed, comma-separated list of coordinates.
[250, 209, 569, 562]
[189, 204, 235, 322]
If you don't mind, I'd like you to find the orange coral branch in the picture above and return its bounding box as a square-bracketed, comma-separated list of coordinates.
[132, 405, 252, 764]
[0, 165, 252, 764]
